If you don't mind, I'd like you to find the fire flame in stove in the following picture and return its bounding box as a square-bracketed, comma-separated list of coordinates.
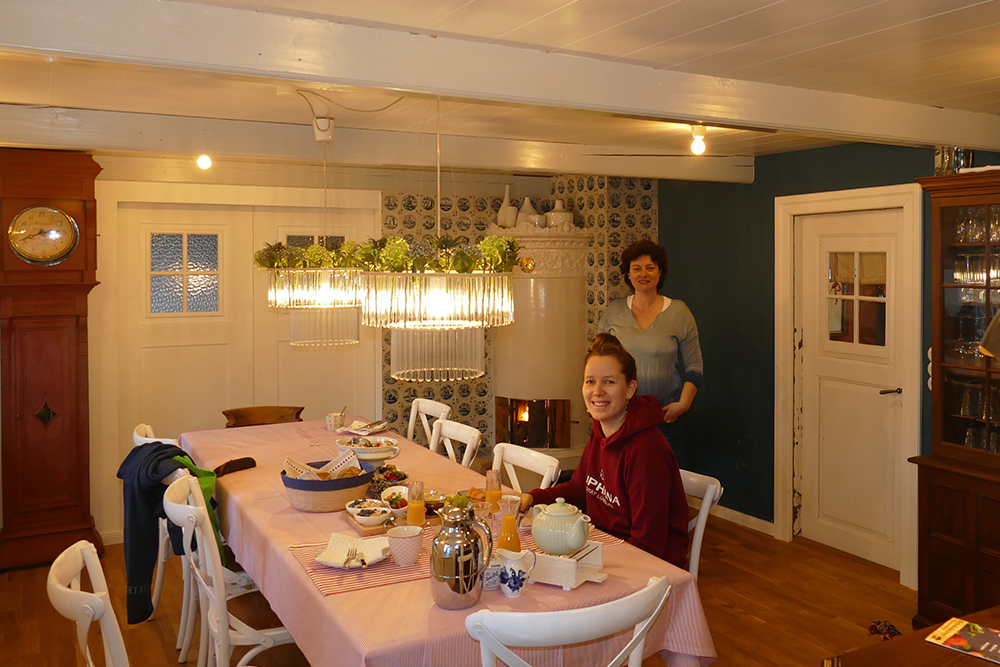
[517, 403, 530, 422]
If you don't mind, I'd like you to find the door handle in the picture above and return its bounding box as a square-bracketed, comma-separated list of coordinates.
[879, 387, 902, 395]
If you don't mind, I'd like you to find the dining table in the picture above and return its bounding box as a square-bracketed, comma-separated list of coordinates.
[179, 419, 717, 667]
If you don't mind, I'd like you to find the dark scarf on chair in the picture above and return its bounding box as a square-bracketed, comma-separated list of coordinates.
[116, 442, 186, 624]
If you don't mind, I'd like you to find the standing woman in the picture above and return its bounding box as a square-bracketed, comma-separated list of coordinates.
[519, 333, 689, 568]
[598, 239, 703, 448]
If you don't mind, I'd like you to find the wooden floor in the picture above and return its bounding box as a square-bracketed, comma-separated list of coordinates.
[4, 515, 916, 666]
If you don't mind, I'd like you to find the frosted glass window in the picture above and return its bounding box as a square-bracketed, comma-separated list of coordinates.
[149, 232, 220, 315]
[286, 234, 345, 250]
[187, 275, 219, 312]
[151, 275, 184, 313]
[151, 234, 183, 271]
[187, 234, 218, 271]
[287, 235, 313, 249]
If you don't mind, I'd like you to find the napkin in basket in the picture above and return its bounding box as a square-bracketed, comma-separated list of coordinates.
[315, 533, 390, 569]
[283, 451, 361, 480]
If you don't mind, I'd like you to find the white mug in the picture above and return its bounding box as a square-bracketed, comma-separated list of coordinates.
[387, 525, 423, 566]
[498, 548, 536, 598]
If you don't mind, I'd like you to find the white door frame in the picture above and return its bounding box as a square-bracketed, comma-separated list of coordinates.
[774, 183, 922, 589]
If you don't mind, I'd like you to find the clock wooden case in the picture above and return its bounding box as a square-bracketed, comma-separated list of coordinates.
[0, 148, 103, 568]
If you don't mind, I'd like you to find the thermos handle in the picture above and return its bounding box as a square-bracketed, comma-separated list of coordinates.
[473, 516, 493, 572]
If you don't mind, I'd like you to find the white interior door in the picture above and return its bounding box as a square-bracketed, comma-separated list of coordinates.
[114, 186, 381, 438]
[799, 209, 903, 568]
[120, 203, 256, 437]
[251, 203, 379, 421]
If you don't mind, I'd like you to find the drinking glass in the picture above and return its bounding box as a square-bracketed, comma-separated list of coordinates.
[485, 469, 502, 513]
[406, 481, 426, 527]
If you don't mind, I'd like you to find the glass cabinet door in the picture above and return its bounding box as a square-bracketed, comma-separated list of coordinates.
[940, 202, 1000, 454]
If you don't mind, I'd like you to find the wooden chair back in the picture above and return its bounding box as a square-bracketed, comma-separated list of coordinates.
[223, 405, 304, 428]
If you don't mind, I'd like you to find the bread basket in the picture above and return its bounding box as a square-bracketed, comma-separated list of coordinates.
[281, 461, 375, 513]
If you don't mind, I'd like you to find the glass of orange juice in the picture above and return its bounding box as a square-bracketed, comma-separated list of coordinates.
[406, 481, 425, 527]
[485, 469, 502, 513]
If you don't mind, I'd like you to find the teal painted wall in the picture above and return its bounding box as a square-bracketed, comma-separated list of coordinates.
[658, 143, 937, 522]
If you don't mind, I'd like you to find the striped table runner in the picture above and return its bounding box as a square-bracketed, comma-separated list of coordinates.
[290, 527, 623, 596]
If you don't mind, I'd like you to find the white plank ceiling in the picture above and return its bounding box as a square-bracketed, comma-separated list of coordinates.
[1, 0, 999, 179]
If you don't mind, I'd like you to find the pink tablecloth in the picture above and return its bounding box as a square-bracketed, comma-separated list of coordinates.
[180, 420, 716, 667]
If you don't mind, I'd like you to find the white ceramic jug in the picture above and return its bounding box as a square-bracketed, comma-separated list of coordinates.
[497, 548, 537, 598]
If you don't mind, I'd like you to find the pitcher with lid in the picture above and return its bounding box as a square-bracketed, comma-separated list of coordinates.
[430, 504, 493, 609]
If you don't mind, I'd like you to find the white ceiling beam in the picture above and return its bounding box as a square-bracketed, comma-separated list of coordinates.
[1, 0, 999, 151]
[0, 104, 753, 182]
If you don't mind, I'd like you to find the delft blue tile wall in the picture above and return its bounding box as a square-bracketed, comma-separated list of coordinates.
[380, 176, 657, 452]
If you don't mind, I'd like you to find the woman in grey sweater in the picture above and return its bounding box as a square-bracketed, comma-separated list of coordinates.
[598, 239, 703, 447]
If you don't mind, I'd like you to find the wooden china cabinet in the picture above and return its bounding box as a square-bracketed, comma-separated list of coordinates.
[912, 171, 1000, 627]
[0, 148, 104, 569]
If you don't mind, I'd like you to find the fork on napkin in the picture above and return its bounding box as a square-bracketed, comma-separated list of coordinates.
[316, 533, 390, 570]
[337, 419, 390, 436]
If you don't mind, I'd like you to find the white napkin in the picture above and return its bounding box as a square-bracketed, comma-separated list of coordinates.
[337, 419, 389, 436]
[315, 533, 390, 569]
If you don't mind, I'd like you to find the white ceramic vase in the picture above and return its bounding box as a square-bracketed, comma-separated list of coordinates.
[497, 185, 516, 229]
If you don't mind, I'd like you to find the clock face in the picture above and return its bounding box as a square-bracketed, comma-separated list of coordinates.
[8, 206, 80, 266]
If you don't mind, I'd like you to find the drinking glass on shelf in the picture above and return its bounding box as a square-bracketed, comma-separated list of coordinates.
[991, 205, 1000, 243]
[970, 208, 987, 242]
[956, 208, 970, 242]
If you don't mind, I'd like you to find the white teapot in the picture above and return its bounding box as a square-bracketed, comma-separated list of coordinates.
[530, 498, 592, 555]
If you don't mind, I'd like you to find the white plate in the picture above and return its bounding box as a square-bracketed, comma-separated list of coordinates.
[338, 437, 399, 462]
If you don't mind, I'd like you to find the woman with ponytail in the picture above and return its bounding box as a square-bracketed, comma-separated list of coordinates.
[520, 333, 689, 568]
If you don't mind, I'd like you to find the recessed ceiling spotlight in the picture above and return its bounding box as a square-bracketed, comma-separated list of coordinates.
[690, 126, 706, 155]
[196, 154, 213, 170]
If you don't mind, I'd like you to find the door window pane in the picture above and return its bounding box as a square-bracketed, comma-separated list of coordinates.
[151, 275, 184, 313]
[187, 234, 218, 271]
[829, 253, 854, 295]
[826, 251, 887, 347]
[149, 232, 219, 315]
[858, 301, 886, 346]
[859, 252, 886, 297]
[151, 233, 183, 271]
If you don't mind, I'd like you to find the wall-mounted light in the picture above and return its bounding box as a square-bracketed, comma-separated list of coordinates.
[690, 126, 706, 155]
[196, 154, 212, 169]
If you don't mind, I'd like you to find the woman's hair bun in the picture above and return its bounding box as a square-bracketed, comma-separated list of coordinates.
[586, 333, 637, 383]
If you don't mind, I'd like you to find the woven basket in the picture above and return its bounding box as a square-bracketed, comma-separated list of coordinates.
[281, 461, 374, 513]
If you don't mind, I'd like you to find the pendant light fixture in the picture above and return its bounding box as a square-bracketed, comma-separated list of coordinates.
[381, 98, 513, 380]
[266, 95, 362, 346]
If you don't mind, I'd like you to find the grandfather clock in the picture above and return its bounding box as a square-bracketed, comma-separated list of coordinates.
[0, 148, 103, 568]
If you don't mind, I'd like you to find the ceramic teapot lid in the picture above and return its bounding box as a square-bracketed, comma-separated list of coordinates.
[540, 498, 579, 516]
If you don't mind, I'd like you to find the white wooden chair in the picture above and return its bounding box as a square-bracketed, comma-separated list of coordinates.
[680, 469, 724, 580]
[130, 423, 197, 661]
[465, 576, 671, 667]
[491, 443, 560, 493]
[163, 475, 294, 667]
[429, 418, 483, 468]
[406, 398, 452, 444]
[47, 540, 131, 667]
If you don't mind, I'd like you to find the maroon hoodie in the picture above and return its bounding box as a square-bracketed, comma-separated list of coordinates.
[530, 394, 690, 569]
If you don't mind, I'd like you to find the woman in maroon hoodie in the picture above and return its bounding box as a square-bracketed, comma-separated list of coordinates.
[520, 333, 690, 568]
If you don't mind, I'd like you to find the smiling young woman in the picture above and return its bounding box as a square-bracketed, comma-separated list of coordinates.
[519, 333, 690, 568]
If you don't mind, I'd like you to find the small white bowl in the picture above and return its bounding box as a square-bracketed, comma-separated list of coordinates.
[381, 485, 409, 520]
[353, 506, 392, 527]
[345, 498, 388, 517]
